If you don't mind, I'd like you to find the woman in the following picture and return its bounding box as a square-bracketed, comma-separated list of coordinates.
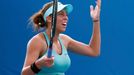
[21, 0, 101, 75]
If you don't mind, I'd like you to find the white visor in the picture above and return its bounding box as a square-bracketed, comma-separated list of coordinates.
[43, 2, 73, 21]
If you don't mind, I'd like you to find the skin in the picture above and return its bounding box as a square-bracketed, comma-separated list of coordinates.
[21, 0, 101, 75]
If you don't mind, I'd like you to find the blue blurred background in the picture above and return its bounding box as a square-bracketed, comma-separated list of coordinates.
[0, 0, 134, 75]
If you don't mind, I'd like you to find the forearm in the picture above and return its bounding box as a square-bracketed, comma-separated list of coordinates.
[21, 60, 41, 75]
[21, 66, 35, 75]
[89, 20, 101, 56]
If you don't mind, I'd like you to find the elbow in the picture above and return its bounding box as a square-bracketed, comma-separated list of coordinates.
[94, 49, 101, 57]
[88, 45, 101, 57]
[94, 49, 100, 57]
[94, 51, 100, 57]
[91, 53, 100, 57]
[89, 49, 101, 57]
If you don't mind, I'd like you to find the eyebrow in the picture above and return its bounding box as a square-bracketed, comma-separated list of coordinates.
[58, 10, 66, 14]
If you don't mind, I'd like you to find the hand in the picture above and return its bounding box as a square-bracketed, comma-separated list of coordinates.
[43, 56, 54, 67]
[90, 0, 101, 21]
[36, 55, 54, 68]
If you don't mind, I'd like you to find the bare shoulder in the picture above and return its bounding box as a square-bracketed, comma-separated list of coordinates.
[28, 33, 42, 47]
[59, 34, 72, 40]
[27, 33, 47, 54]
[59, 34, 73, 48]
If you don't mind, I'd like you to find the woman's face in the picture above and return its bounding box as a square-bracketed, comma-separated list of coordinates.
[56, 10, 68, 32]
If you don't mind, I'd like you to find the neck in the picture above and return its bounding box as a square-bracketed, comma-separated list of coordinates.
[45, 29, 60, 42]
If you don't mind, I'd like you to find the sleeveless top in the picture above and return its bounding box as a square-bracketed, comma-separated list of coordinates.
[37, 32, 71, 75]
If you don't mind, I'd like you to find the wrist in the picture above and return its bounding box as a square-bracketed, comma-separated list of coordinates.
[35, 60, 42, 69]
[30, 61, 41, 74]
[93, 19, 100, 22]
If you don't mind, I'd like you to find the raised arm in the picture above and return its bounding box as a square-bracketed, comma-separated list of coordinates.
[67, 0, 101, 57]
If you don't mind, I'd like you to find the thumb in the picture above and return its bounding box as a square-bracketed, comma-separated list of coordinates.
[48, 56, 54, 61]
[52, 56, 54, 60]
[90, 5, 94, 12]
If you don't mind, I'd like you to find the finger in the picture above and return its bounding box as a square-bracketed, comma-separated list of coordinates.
[52, 56, 54, 60]
[95, 5, 99, 11]
[47, 57, 54, 63]
[96, 0, 101, 8]
[45, 60, 53, 65]
[45, 62, 52, 67]
[50, 57, 54, 62]
[47, 56, 54, 60]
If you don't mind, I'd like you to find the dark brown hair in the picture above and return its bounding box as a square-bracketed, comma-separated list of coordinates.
[29, 1, 53, 31]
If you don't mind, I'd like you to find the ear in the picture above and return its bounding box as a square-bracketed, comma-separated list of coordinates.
[46, 16, 51, 23]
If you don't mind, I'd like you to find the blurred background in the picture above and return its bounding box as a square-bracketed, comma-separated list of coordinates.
[0, 0, 134, 75]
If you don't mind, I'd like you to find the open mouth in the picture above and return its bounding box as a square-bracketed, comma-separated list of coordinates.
[62, 23, 67, 27]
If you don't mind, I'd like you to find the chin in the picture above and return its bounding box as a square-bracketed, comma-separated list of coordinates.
[57, 27, 66, 33]
[60, 29, 66, 33]
[61, 30, 66, 32]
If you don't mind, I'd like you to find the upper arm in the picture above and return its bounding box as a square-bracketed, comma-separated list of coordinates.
[23, 36, 45, 68]
[62, 34, 97, 56]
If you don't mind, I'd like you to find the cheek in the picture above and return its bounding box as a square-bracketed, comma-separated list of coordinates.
[57, 17, 62, 21]
[56, 17, 62, 23]
[56, 20, 61, 27]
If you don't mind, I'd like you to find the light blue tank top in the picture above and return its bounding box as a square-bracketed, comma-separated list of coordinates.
[37, 32, 71, 75]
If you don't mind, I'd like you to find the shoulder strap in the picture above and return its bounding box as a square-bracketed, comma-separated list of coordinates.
[58, 37, 67, 54]
[43, 32, 50, 46]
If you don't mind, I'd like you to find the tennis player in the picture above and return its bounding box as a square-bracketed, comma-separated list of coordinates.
[21, 0, 101, 75]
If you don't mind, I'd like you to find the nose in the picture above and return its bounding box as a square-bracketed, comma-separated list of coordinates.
[63, 15, 68, 20]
